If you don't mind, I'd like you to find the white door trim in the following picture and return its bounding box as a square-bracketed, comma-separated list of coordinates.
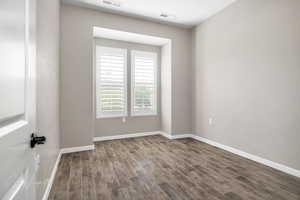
[0, 121, 28, 138]
[2, 176, 25, 200]
[41, 151, 62, 200]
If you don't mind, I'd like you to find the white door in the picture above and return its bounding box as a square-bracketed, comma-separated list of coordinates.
[0, 0, 38, 199]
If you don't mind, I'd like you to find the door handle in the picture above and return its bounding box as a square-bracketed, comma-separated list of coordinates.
[30, 133, 46, 148]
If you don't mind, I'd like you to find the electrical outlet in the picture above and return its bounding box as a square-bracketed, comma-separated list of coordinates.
[122, 117, 126, 123]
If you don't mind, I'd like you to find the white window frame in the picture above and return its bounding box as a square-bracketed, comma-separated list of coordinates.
[131, 50, 158, 116]
[96, 46, 128, 119]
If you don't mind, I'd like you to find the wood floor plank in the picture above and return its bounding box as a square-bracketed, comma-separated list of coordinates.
[69, 153, 83, 200]
[49, 135, 300, 200]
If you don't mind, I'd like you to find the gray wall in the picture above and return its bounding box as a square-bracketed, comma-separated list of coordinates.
[193, 0, 300, 170]
[60, 4, 193, 148]
[36, 0, 60, 198]
[94, 38, 161, 137]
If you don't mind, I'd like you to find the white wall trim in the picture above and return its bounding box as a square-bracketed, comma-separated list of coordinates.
[94, 131, 161, 142]
[191, 135, 300, 178]
[42, 144, 95, 200]
[60, 144, 95, 154]
[157, 131, 173, 139]
[42, 150, 62, 200]
[42, 131, 299, 200]
[111, 131, 300, 178]
[158, 131, 192, 140]
[93, 131, 192, 142]
[93, 27, 171, 46]
[171, 134, 193, 139]
[2, 176, 25, 200]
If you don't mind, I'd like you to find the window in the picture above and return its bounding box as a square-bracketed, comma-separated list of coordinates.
[131, 50, 157, 116]
[96, 46, 127, 118]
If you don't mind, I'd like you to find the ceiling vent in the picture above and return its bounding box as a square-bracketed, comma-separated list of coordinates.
[160, 13, 176, 19]
[102, 0, 121, 7]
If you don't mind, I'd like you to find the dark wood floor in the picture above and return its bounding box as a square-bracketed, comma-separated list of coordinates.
[49, 135, 300, 200]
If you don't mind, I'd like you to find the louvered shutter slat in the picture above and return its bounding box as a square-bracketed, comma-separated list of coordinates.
[131, 51, 157, 116]
[96, 46, 127, 118]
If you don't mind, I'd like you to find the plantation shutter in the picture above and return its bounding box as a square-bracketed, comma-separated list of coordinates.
[96, 46, 127, 118]
[131, 50, 157, 116]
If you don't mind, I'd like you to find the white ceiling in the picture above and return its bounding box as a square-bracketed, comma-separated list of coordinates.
[63, 0, 237, 28]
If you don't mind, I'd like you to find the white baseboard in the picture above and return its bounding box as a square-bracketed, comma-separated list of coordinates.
[42, 150, 62, 200]
[170, 134, 193, 139]
[60, 144, 95, 154]
[43, 131, 299, 200]
[157, 131, 173, 139]
[158, 131, 192, 140]
[93, 131, 161, 142]
[42, 144, 95, 200]
[93, 131, 192, 142]
[191, 135, 300, 178]
[152, 132, 300, 178]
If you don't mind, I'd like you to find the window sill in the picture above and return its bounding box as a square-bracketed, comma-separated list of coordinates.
[131, 113, 158, 117]
[97, 115, 128, 119]
[96, 113, 158, 119]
